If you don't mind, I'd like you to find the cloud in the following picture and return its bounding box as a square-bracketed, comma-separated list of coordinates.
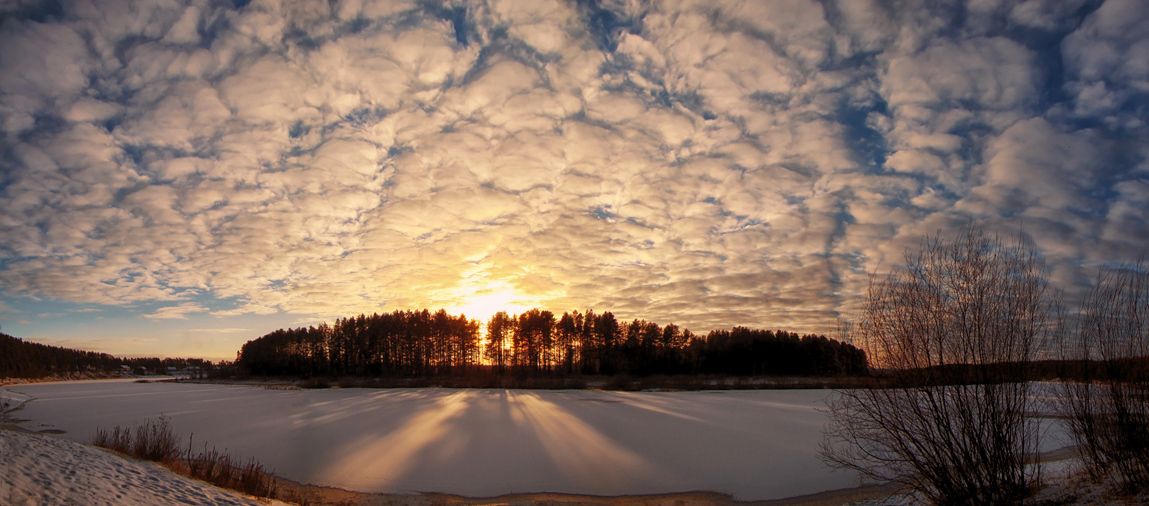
[1061, 0, 1149, 126]
[143, 303, 210, 320]
[1007, 0, 1092, 31]
[0, 0, 1146, 343]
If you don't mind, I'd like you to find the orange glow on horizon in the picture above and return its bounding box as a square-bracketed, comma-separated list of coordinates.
[449, 284, 532, 333]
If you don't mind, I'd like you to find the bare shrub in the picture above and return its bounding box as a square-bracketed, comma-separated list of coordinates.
[93, 416, 277, 500]
[821, 226, 1057, 505]
[1060, 260, 1149, 492]
[185, 441, 227, 484]
[91, 425, 133, 454]
[185, 438, 278, 498]
[91, 415, 180, 463]
[133, 415, 180, 463]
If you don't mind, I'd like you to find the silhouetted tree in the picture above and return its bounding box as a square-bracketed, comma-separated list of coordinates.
[821, 226, 1055, 505]
[485, 311, 513, 374]
[235, 307, 867, 380]
[1059, 260, 1149, 492]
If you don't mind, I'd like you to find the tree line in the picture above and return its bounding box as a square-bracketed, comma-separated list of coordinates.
[0, 331, 216, 379]
[235, 308, 868, 378]
[1, 331, 122, 378]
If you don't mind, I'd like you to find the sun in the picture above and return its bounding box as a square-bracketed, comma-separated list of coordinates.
[450, 286, 532, 327]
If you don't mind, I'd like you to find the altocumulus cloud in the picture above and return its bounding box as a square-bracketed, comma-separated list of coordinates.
[0, 0, 1147, 338]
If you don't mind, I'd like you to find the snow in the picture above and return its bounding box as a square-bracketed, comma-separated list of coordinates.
[1, 380, 1090, 504]
[0, 429, 289, 506]
[2, 380, 867, 500]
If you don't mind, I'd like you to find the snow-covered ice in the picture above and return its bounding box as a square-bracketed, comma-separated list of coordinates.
[2, 380, 867, 500]
[1, 380, 1079, 502]
[0, 428, 289, 506]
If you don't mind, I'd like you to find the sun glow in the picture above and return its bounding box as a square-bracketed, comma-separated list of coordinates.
[450, 285, 532, 329]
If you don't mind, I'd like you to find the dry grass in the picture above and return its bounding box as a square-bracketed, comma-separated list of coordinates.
[93, 415, 278, 500]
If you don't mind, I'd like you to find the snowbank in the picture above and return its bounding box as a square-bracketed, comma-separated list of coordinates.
[0, 429, 288, 506]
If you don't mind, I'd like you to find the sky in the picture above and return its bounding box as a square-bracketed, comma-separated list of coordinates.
[0, 0, 1147, 361]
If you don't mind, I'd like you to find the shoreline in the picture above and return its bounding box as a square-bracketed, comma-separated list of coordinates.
[0, 371, 132, 387]
[274, 476, 904, 506]
[178, 374, 875, 392]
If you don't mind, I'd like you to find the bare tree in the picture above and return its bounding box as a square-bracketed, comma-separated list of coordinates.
[1059, 260, 1149, 492]
[821, 226, 1056, 505]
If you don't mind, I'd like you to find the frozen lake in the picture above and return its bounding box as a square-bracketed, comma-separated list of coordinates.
[0, 380, 1072, 500]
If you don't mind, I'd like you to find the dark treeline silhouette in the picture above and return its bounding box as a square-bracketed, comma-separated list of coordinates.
[120, 357, 216, 375]
[1, 332, 122, 378]
[236, 308, 868, 378]
[1, 331, 219, 379]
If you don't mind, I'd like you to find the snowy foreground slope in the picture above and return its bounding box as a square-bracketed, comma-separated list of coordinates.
[0, 429, 289, 506]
